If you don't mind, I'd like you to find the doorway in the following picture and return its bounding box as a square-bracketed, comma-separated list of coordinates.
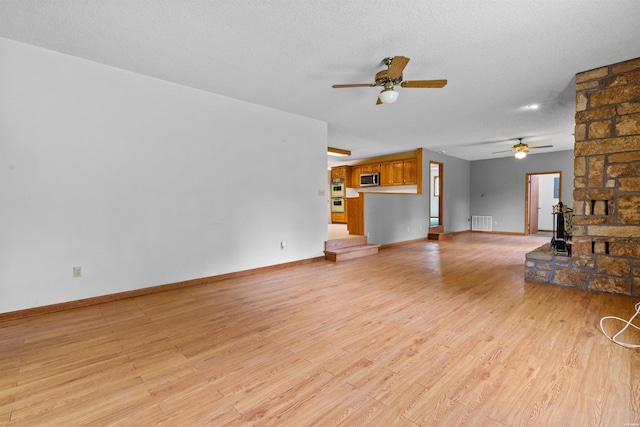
[429, 161, 444, 233]
[525, 171, 561, 235]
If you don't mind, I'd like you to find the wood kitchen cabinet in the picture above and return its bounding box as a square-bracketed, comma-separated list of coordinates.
[346, 196, 364, 235]
[331, 166, 351, 182]
[380, 160, 405, 186]
[360, 163, 381, 173]
[351, 166, 361, 188]
[380, 162, 392, 186]
[402, 158, 417, 184]
[380, 158, 417, 186]
[331, 212, 346, 223]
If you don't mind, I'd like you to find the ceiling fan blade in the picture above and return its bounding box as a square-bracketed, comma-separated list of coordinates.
[400, 79, 448, 88]
[528, 145, 554, 150]
[491, 149, 514, 154]
[332, 83, 375, 88]
[387, 56, 410, 80]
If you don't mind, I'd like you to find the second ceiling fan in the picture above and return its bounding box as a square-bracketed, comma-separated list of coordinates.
[492, 138, 553, 159]
[332, 56, 447, 105]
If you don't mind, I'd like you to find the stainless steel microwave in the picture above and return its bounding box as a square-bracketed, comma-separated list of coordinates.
[360, 172, 380, 187]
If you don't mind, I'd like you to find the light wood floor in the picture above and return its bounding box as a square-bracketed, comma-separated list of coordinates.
[1, 233, 639, 426]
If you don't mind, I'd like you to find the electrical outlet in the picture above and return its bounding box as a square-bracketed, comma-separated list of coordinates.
[73, 266, 82, 278]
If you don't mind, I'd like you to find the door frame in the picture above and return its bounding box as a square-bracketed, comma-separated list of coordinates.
[525, 171, 561, 235]
[429, 161, 444, 233]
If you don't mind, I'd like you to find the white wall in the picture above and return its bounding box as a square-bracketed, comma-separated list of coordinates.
[470, 150, 574, 233]
[0, 39, 328, 313]
[364, 193, 429, 243]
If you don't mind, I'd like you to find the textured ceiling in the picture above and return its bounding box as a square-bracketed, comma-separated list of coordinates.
[2, 1, 639, 163]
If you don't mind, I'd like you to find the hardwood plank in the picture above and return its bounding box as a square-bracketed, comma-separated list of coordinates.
[0, 233, 638, 425]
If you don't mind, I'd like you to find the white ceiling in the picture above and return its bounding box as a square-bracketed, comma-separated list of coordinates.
[2, 1, 639, 164]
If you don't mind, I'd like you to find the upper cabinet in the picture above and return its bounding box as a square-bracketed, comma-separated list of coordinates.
[351, 165, 362, 188]
[379, 162, 395, 186]
[403, 159, 417, 184]
[380, 159, 417, 186]
[331, 166, 351, 181]
[360, 163, 381, 173]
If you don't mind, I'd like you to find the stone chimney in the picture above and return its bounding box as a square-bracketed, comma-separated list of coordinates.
[571, 57, 640, 296]
[525, 57, 640, 296]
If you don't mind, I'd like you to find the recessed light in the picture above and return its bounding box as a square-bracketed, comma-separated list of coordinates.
[526, 104, 539, 110]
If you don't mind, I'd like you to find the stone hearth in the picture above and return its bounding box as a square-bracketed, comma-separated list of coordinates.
[526, 244, 594, 291]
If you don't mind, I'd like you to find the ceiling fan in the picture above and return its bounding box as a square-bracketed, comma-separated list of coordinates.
[492, 138, 553, 159]
[332, 56, 447, 105]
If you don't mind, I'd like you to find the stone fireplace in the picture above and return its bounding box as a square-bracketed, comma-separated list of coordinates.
[526, 57, 640, 297]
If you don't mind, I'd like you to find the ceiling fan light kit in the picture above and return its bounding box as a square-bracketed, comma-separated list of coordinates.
[332, 56, 447, 104]
[515, 151, 527, 160]
[378, 88, 399, 104]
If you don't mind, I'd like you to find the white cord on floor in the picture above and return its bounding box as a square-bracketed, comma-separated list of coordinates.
[599, 302, 640, 349]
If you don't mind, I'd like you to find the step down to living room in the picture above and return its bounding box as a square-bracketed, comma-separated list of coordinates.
[324, 235, 380, 262]
[427, 231, 454, 240]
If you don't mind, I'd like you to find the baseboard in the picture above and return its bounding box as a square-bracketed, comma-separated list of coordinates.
[0, 256, 325, 323]
[472, 230, 525, 236]
[379, 237, 429, 249]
